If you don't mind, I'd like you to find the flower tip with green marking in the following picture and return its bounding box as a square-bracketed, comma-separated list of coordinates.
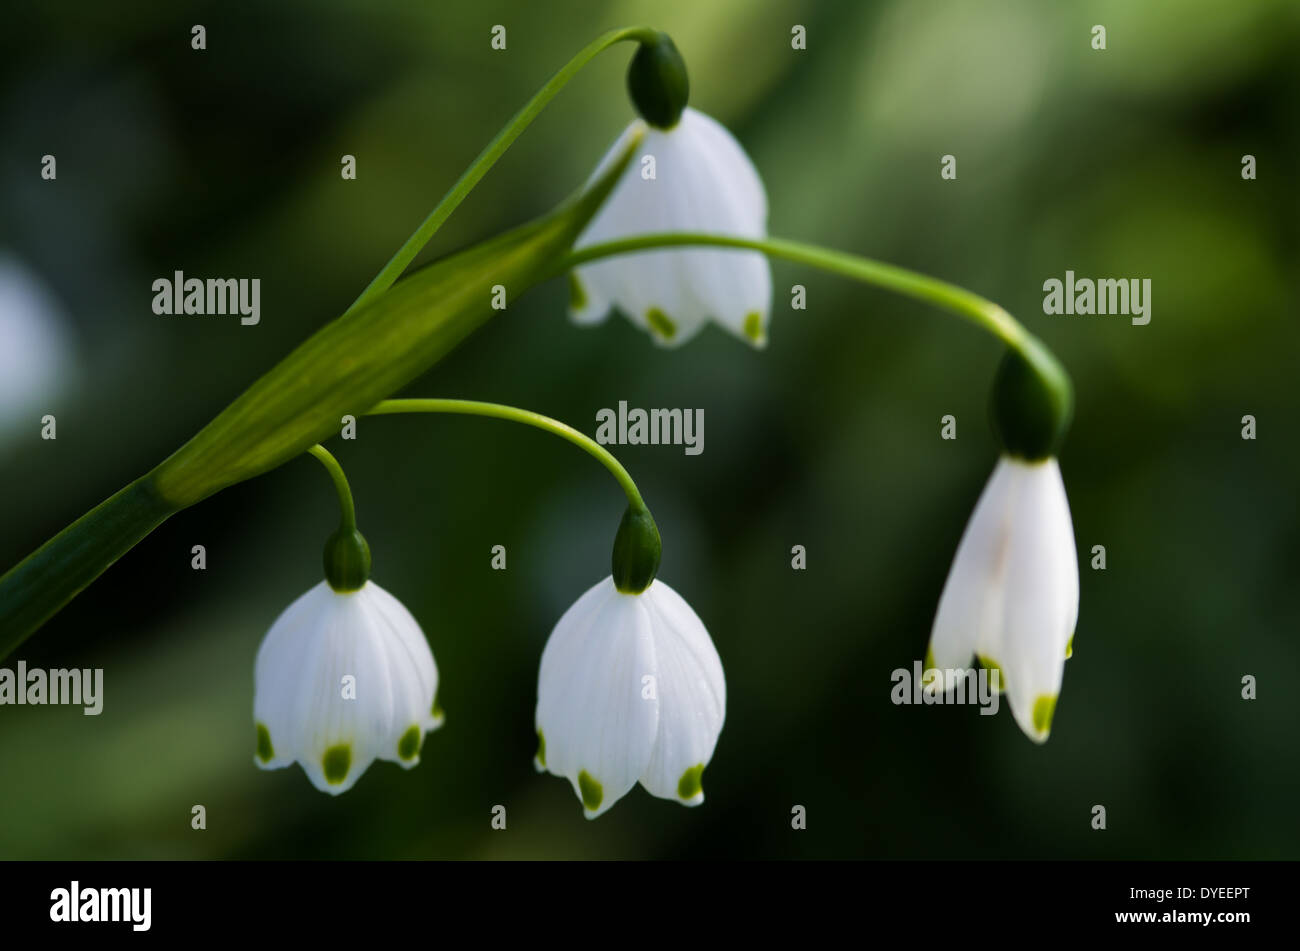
[534, 575, 725, 818]
[927, 344, 1078, 743]
[569, 106, 772, 349]
[927, 454, 1078, 744]
[253, 579, 443, 795]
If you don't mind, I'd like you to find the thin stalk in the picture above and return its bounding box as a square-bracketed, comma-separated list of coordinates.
[556, 233, 1032, 352]
[306, 444, 358, 531]
[366, 399, 645, 510]
[346, 26, 660, 314]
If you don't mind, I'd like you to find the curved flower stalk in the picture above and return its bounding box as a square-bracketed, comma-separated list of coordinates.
[253, 445, 442, 794]
[534, 575, 725, 818]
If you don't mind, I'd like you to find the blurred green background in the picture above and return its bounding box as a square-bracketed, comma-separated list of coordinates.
[1, 0, 1297, 859]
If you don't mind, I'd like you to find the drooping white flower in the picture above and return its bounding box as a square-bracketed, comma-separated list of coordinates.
[927, 456, 1078, 743]
[534, 575, 726, 818]
[569, 107, 771, 348]
[253, 579, 443, 794]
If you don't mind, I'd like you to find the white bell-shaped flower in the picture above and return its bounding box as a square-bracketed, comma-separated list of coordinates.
[534, 575, 726, 818]
[927, 456, 1079, 742]
[569, 107, 771, 348]
[253, 579, 443, 794]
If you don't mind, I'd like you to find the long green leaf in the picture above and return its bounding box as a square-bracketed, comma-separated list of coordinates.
[0, 134, 640, 656]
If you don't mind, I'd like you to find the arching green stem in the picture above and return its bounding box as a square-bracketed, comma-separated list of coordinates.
[346, 26, 662, 314]
[366, 399, 645, 510]
[556, 232, 1034, 353]
[306, 444, 357, 532]
[306, 444, 370, 591]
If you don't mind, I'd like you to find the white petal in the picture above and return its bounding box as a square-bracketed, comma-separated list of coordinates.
[999, 459, 1076, 743]
[927, 458, 1020, 692]
[535, 577, 660, 818]
[253, 581, 333, 771]
[571, 108, 770, 348]
[290, 589, 384, 794]
[252, 580, 440, 795]
[360, 583, 441, 767]
[637, 581, 725, 805]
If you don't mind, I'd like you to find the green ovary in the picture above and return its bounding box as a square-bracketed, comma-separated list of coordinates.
[578, 770, 603, 812]
[322, 744, 352, 784]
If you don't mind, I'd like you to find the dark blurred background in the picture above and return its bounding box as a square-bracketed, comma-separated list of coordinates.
[1, 0, 1297, 859]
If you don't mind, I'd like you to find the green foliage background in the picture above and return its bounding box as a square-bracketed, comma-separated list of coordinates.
[1, 0, 1297, 859]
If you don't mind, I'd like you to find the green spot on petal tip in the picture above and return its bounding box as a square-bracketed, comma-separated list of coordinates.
[743, 311, 765, 345]
[646, 308, 676, 341]
[924, 645, 936, 672]
[431, 696, 444, 721]
[677, 763, 705, 800]
[1032, 695, 1057, 736]
[255, 723, 274, 763]
[578, 770, 603, 813]
[1065, 634, 1074, 659]
[977, 655, 1005, 691]
[535, 729, 546, 768]
[322, 743, 352, 784]
[397, 725, 421, 762]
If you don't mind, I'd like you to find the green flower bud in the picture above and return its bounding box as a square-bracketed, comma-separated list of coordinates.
[611, 504, 662, 594]
[990, 337, 1074, 461]
[323, 526, 371, 592]
[627, 32, 689, 129]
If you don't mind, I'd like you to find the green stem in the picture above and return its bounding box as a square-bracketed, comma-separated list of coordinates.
[366, 399, 646, 510]
[346, 25, 661, 314]
[306, 444, 357, 531]
[556, 233, 1032, 353]
[0, 479, 177, 654]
